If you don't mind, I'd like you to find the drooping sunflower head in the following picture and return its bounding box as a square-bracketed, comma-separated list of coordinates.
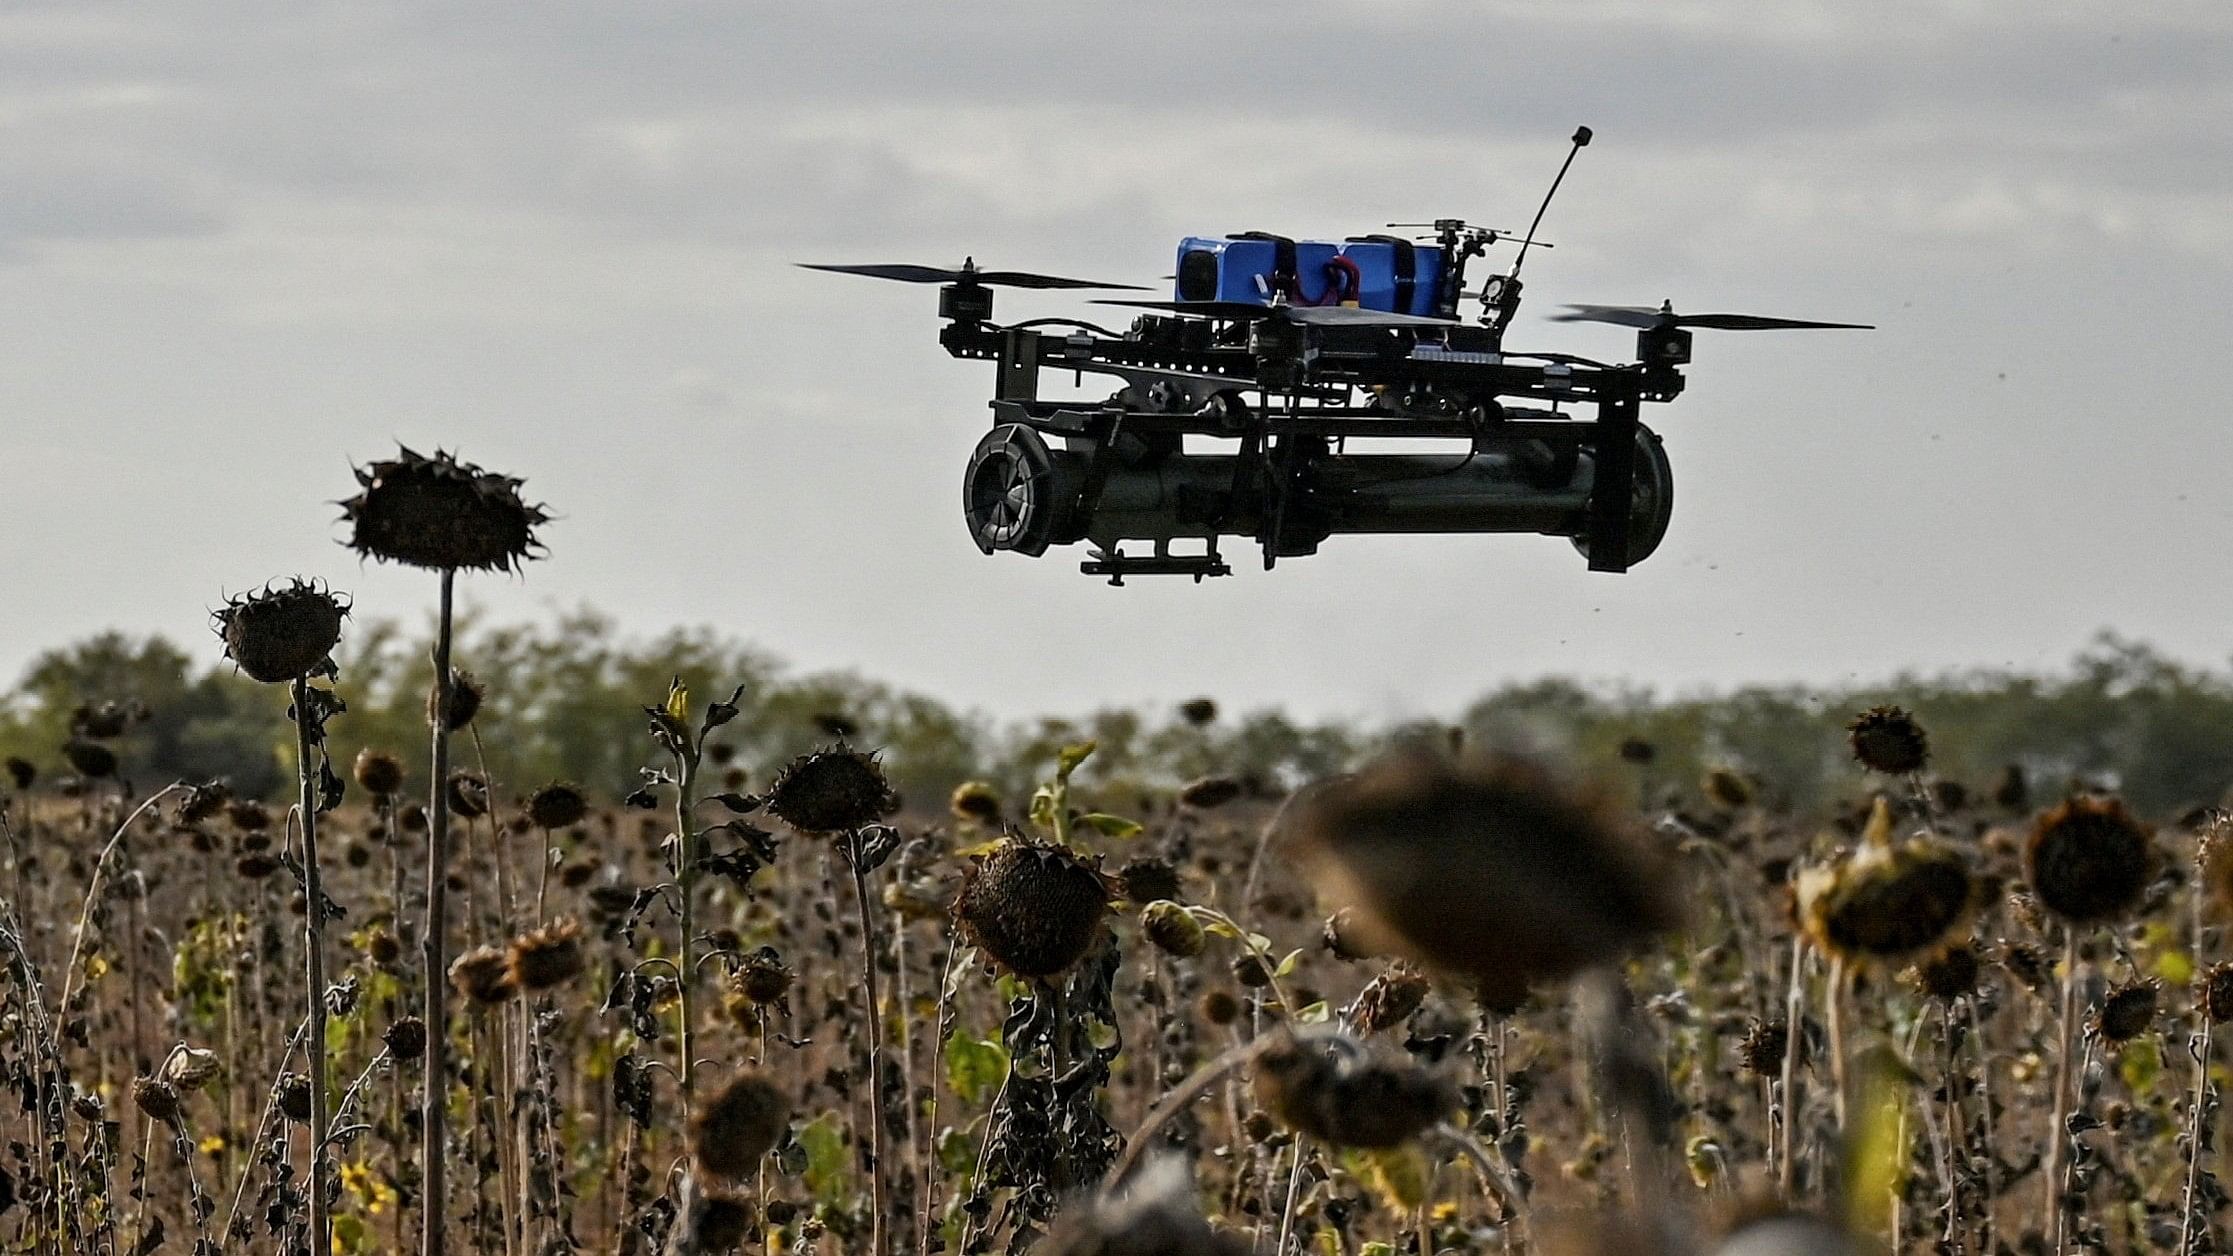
[340, 445, 549, 572]
[1796, 803, 1975, 967]
[2025, 794, 2153, 925]
[212, 579, 348, 684]
[1288, 751, 1682, 1008]
[690, 1070, 790, 1181]
[764, 745, 897, 834]
[951, 839, 1111, 978]
[1847, 705, 1930, 776]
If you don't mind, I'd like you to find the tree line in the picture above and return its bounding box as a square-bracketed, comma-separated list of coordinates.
[4, 614, 2229, 819]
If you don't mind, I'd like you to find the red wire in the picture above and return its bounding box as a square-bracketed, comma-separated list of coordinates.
[1296, 256, 1362, 306]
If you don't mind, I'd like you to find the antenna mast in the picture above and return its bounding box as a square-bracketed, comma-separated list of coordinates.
[1484, 125, 1591, 337]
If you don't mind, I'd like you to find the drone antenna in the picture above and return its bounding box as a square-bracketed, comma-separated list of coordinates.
[1509, 126, 1591, 281]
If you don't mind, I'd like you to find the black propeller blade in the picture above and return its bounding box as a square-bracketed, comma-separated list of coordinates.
[1554, 302, 1872, 331]
[1092, 299, 1456, 329]
[797, 261, 1145, 290]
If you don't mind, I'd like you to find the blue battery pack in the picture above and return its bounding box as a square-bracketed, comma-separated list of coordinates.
[1174, 235, 1443, 316]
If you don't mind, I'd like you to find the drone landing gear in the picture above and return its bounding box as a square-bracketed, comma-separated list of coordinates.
[1082, 540, 1231, 586]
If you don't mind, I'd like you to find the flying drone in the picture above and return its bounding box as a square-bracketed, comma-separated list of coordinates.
[804, 128, 1869, 583]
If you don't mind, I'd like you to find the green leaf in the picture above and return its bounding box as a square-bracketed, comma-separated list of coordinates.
[1190, 909, 1242, 940]
[936, 1124, 978, 1178]
[1055, 740, 1097, 782]
[1077, 813, 1143, 839]
[799, 1112, 851, 1206]
[1295, 1000, 1331, 1024]
[945, 1033, 1010, 1106]
[1274, 948, 1305, 978]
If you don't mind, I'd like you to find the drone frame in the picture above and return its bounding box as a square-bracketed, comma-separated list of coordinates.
[933, 262, 1683, 582]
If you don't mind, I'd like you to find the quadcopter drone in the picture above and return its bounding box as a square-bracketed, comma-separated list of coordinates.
[805, 128, 1869, 583]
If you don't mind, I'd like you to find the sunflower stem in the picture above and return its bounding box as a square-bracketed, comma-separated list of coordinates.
[1777, 935, 1806, 1198]
[847, 833, 891, 1256]
[423, 568, 456, 1256]
[673, 744, 698, 1116]
[2047, 927, 2079, 1256]
[293, 676, 333, 1256]
[2181, 1016, 2213, 1256]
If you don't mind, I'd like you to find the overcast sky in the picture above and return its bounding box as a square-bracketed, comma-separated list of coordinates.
[3, 1, 2230, 722]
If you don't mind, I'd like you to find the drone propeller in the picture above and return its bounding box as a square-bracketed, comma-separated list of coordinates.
[797, 260, 1145, 290]
[1554, 302, 1872, 331]
[1092, 299, 1456, 329]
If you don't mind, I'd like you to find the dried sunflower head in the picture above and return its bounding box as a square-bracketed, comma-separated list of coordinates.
[383, 1016, 428, 1061]
[1287, 751, 1681, 1009]
[1178, 777, 1243, 810]
[69, 699, 146, 741]
[352, 749, 404, 798]
[4, 756, 33, 790]
[1350, 965, 1431, 1036]
[950, 779, 1002, 824]
[527, 781, 589, 830]
[176, 780, 233, 825]
[446, 770, 489, 820]
[1115, 859, 1182, 906]
[1736, 1018, 1789, 1078]
[1177, 697, 1219, 727]
[63, 739, 117, 780]
[161, 1046, 223, 1092]
[2093, 980, 2160, 1043]
[276, 1072, 312, 1123]
[341, 445, 548, 572]
[2198, 962, 2233, 1025]
[764, 746, 896, 834]
[506, 918, 585, 992]
[427, 668, 485, 732]
[1250, 1031, 1456, 1150]
[951, 839, 1111, 978]
[1847, 705, 1930, 776]
[1913, 943, 1982, 1001]
[448, 945, 516, 1006]
[1198, 989, 1240, 1026]
[212, 579, 347, 684]
[1796, 799, 1974, 966]
[690, 1071, 789, 1180]
[730, 947, 794, 1009]
[2026, 794, 2153, 925]
[1138, 900, 1205, 958]
[1702, 767, 1754, 811]
[684, 1191, 756, 1253]
[1999, 941, 2050, 993]
[132, 1077, 182, 1128]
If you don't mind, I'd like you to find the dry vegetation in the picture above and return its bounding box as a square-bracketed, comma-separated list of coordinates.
[2, 449, 2230, 1256]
